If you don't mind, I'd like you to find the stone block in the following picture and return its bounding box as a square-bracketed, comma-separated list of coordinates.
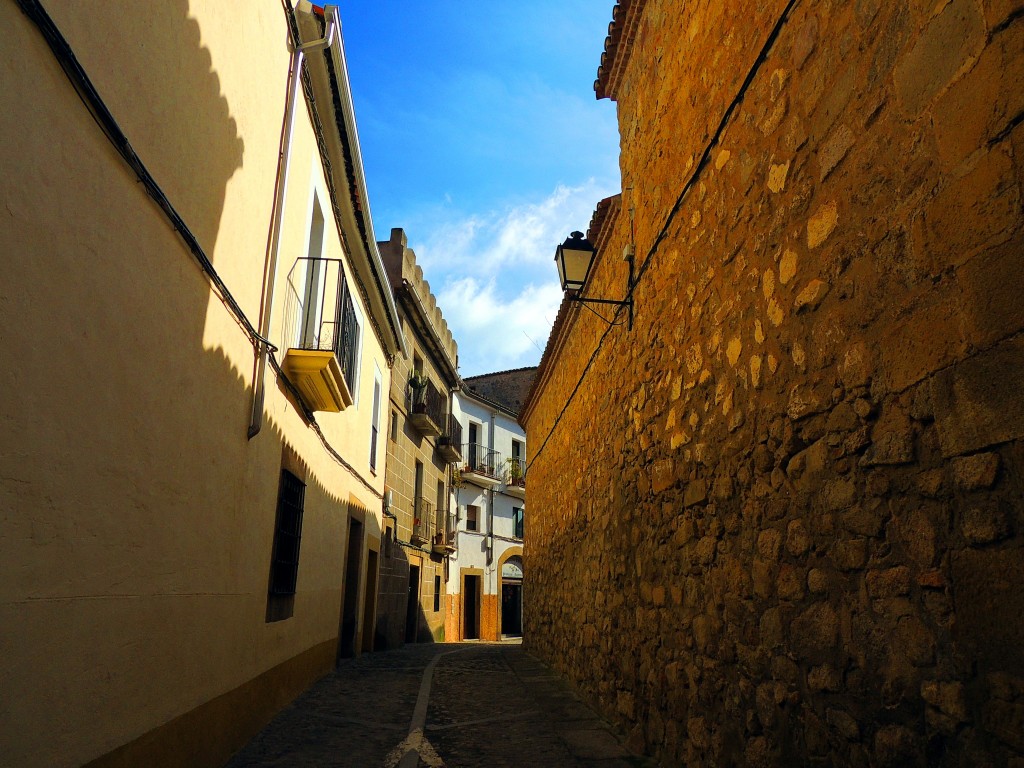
[786, 519, 811, 557]
[684, 478, 708, 507]
[920, 147, 1021, 272]
[873, 724, 919, 767]
[808, 664, 842, 692]
[862, 406, 915, 465]
[867, 566, 912, 598]
[951, 451, 1001, 490]
[808, 568, 829, 593]
[791, 603, 839, 656]
[777, 564, 805, 601]
[896, 615, 936, 666]
[922, 680, 968, 723]
[958, 238, 1024, 350]
[894, 0, 985, 115]
[818, 124, 855, 181]
[757, 528, 783, 561]
[932, 337, 1024, 457]
[821, 478, 857, 512]
[984, 699, 1024, 752]
[652, 458, 676, 493]
[841, 505, 887, 537]
[878, 295, 970, 394]
[794, 279, 829, 312]
[962, 506, 1012, 544]
[934, 19, 1024, 167]
[833, 538, 869, 570]
[952, 547, 1024, 675]
[807, 200, 839, 249]
[893, 508, 938, 566]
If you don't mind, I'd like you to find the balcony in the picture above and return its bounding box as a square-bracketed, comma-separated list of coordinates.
[437, 414, 463, 463]
[280, 257, 358, 413]
[504, 457, 526, 499]
[432, 507, 455, 555]
[408, 377, 444, 438]
[411, 496, 432, 546]
[462, 445, 503, 488]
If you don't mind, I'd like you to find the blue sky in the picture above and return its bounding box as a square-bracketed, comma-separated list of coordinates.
[339, 3, 621, 376]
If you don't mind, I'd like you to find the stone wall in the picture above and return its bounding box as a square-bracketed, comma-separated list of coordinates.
[522, 0, 1024, 765]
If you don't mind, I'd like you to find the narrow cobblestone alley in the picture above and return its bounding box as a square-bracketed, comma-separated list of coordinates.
[225, 642, 654, 768]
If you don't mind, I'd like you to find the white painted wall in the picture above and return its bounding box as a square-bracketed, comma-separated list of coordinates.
[447, 389, 526, 598]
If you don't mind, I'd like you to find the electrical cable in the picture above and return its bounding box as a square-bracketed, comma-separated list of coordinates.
[19, 0, 383, 499]
[527, 0, 802, 471]
[16, 0, 274, 354]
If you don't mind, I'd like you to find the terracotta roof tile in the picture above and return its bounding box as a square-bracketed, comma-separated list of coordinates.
[594, 0, 649, 101]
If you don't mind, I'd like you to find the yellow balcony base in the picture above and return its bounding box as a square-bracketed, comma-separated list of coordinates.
[281, 349, 353, 413]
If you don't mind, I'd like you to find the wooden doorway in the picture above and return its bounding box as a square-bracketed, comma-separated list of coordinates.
[463, 574, 480, 640]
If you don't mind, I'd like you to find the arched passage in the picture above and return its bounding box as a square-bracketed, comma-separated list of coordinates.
[497, 547, 524, 638]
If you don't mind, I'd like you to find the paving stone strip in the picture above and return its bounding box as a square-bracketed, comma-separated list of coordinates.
[225, 641, 654, 767]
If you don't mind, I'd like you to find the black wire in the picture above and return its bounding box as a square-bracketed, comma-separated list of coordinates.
[579, 301, 626, 327]
[527, 0, 802, 471]
[16, 0, 275, 353]
[20, 0, 385, 499]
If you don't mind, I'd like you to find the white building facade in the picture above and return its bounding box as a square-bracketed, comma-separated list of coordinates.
[445, 372, 532, 641]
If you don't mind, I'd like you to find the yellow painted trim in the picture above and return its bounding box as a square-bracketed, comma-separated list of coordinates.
[84, 639, 336, 768]
[280, 348, 353, 412]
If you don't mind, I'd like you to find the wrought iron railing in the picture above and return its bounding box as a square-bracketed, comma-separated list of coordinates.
[463, 445, 502, 479]
[413, 496, 433, 542]
[442, 413, 463, 449]
[283, 257, 359, 394]
[410, 377, 445, 427]
[505, 457, 526, 489]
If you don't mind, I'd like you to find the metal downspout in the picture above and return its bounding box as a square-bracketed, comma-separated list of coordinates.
[248, 6, 339, 438]
[487, 408, 496, 566]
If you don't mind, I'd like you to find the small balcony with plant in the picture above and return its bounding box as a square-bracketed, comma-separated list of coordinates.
[411, 496, 433, 546]
[461, 444, 502, 488]
[408, 374, 444, 438]
[431, 506, 455, 555]
[437, 414, 463, 463]
[504, 457, 526, 499]
[280, 257, 359, 413]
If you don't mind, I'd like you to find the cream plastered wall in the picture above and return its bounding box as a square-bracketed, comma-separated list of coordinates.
[0, 2, 386, 766]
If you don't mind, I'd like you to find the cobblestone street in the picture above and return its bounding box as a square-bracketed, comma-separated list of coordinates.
[226, 641, 653, 768]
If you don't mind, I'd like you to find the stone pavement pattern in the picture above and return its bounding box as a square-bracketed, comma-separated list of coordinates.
[226, 641, 655, 768]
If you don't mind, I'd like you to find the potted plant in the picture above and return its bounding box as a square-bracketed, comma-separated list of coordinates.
[506, 457, 524, 485]
[408, 372, 428, 409]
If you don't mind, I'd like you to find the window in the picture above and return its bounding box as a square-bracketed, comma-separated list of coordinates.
[513, 507, 524, 540]
[370, 368, 382, 471]
[299, 195, 326, 348]
[468, 422, 480, 468]
[267, 469, 305, 622]
[512, 440, 523, 460]
[390, 409, 398, 441]
[434, 575, 441, 612]
[466, 505, 479, 532]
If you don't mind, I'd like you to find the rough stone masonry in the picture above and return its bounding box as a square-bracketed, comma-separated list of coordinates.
[521, 0, 1024, 765]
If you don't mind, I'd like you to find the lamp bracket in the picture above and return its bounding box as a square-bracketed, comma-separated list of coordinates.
[567, 252, 635, 330]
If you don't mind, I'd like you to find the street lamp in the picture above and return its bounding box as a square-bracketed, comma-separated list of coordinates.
[554, 231, 634, 330]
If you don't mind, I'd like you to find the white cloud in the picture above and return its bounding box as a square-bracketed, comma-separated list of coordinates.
[440, 278, 564, 376]
[409, 179, 620, 376]
[413, 178, 618, 275]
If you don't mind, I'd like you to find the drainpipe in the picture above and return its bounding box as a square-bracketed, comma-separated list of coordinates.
[248, 5, 339, 439]
[486, 408, 496, 566]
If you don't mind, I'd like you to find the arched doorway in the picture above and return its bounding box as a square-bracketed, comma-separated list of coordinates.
[500, 554, 523, 637]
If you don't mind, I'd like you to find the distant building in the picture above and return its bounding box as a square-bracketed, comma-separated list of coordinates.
[376, 228, 461, 647]
[446, 369, 535, 641]
[2, 3, 403, 766]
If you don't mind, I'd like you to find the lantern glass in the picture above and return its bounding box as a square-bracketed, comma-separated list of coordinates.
[554, 232, 596, 293]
